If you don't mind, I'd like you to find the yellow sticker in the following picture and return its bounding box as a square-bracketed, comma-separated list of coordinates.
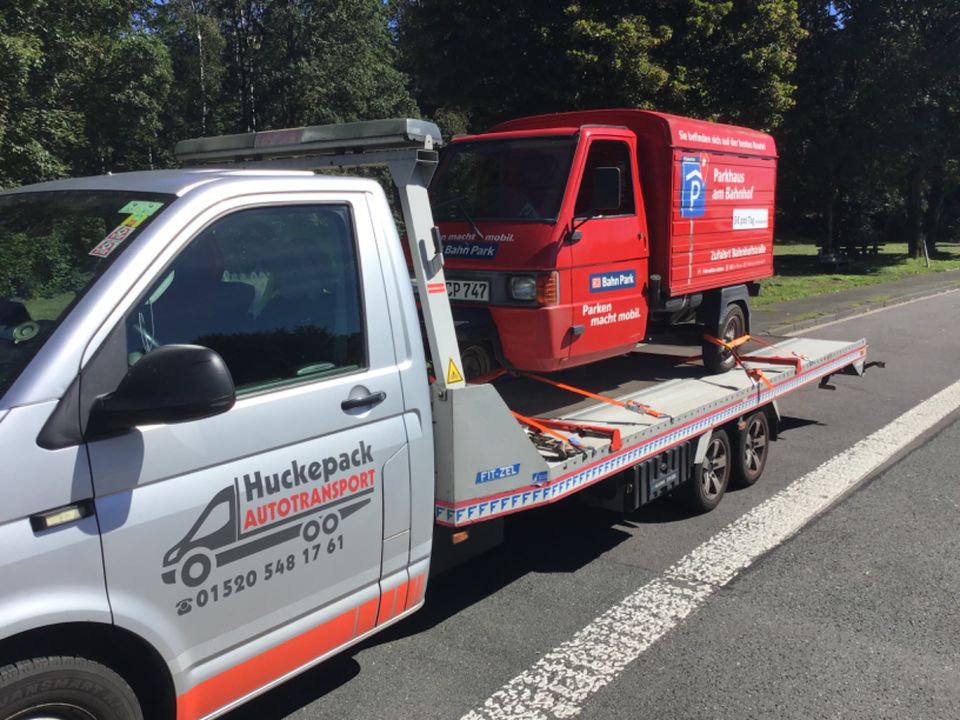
[122, 215, 144, 228]
[447, 359, 465, 385]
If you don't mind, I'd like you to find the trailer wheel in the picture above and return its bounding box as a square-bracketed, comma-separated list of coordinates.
[684, 429, 731, 513]
[733, 411, 770, 487]
[703, 304, 745, 374]
[0, 656, 143, 720]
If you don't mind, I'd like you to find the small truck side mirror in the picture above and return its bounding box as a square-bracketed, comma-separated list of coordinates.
[89, 344, 236, 437]
[591, 167, 622, 214]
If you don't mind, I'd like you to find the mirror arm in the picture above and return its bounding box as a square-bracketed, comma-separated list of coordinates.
[567, 212, 603, 242]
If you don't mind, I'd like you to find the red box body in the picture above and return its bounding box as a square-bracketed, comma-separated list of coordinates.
[430, 109, 778, 373]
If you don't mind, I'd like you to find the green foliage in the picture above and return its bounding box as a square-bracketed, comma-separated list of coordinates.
[779, 1, 960, 256]
[396, 1, 803, 132]
[0, 0, 958, 260]
[0, 215, 104, 299]
[0, 1, 174, 187]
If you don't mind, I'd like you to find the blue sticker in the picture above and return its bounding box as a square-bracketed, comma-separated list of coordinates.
[443, 242, 499, 259]
[589, 270, 637, 293]
[531, 471, 549, 486]
[680, 156, 706, 218]
[476, 463, 521, 485]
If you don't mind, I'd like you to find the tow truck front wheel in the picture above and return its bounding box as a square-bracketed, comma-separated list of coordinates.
[684, 428, 731, 513]
[0, 656, 142, 720]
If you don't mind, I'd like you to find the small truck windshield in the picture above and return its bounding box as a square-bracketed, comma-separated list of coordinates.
[431, 136, 576, 222]
[0, 190, 173, 400]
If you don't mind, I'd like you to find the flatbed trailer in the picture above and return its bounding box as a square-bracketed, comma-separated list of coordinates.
[436, 335, 867, 528]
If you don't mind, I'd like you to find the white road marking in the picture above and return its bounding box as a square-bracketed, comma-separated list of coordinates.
[462, 378, 960, 720]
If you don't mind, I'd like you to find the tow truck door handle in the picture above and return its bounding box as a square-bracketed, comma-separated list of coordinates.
[341, 391, 386, 411]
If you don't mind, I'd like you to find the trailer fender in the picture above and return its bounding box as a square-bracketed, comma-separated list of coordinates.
[693, 429, 715, 466]
[700, 285, 752, 333]
[767, 400, 782, 440]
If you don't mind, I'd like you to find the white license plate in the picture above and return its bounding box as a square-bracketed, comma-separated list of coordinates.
[446, 280, 490, 302]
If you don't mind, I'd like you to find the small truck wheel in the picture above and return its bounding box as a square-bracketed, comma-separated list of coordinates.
[461, 343, 495, 380]
[684, 428, 731, 513]
[703, 303, 745, 374]
[732, 410, 770, 487]
[0, 656, 143, 720]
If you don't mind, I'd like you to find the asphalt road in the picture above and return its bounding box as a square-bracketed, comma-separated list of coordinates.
[227, 291, 960, 720]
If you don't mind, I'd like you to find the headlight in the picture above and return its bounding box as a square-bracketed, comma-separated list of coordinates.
[509, 276, 538, 301]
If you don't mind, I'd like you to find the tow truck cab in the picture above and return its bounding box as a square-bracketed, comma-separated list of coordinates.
[0, 145, 438, 719]
[430, 109, 778, 375]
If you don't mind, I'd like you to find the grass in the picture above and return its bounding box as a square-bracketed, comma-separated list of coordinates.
[754, 240, 960, 307]
[24, 291, 76, 320]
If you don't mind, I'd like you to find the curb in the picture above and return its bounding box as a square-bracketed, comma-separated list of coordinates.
[756, 281, 960, 336]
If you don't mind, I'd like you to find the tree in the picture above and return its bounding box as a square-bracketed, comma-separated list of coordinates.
[395, 1, 803, 132]
[0, 0, 174, 187]
[780, 1, 960, 256]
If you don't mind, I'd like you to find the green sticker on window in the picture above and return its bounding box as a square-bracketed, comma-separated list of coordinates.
[119, 200, 164, 219]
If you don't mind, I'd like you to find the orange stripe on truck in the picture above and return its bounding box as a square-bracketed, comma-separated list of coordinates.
[376, 587, 396, 625]
[177, 577, 428, 720]
[176, 608, 355, 720]
[356, 597, 378, 636]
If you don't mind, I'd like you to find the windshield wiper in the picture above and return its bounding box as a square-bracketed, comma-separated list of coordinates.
[433, 196, 487, 242]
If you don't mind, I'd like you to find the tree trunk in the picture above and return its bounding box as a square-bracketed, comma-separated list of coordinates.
[905, 168, 923, 259]
[824, 186, 838, 256]
[191, 0, 207, 136]
[924, 165, 945, 254]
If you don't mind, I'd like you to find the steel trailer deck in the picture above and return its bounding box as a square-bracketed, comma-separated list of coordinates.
[434, 335, 867, 526]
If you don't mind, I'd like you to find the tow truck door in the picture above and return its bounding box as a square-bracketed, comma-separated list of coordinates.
[84, 193, 410, 715]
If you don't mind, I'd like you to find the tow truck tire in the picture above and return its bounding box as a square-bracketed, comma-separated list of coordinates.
[684, 428, 731, 513]
[0, 656, 143, 720]
[702, 303, 745, 374]
[732, 410, 770, 487]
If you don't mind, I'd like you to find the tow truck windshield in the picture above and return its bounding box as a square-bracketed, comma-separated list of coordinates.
[430, 136, 576, 223]
[0, 189, 174, 401]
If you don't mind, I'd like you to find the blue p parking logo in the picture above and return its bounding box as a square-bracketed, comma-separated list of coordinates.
[680, 157, 706, 218]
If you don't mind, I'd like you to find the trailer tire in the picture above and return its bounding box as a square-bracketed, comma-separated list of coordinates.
[0, 655, 143, 720]
[684, 429, 731, 513]
[732, 411, 770, 487]
[702, 303, 745, 374]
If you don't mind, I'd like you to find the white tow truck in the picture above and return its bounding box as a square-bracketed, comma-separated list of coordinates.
[0, 119, 869, 720]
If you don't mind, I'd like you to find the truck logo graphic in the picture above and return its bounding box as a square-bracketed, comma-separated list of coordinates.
[680, 157, 706, 218]
[161, 483, 373, 588]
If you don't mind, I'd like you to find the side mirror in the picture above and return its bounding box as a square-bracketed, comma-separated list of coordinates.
[591, 167, 622, 214]
[89, 344, 236, 437]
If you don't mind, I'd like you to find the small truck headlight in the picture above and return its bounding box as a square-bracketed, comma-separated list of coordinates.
[510, 276, 538, 301]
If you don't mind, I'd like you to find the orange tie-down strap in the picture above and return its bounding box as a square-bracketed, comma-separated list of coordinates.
[519, 416, 623, 452]
[512, 411, 584, 452]
[517, 372, 670, 419]
[702, 333, 779, 389]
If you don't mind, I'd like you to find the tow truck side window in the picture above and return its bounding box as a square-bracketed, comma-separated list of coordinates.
[126, 204, 365, 393]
